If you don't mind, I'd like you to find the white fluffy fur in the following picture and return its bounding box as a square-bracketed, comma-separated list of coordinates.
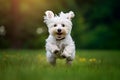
[44, 10, 75, 65]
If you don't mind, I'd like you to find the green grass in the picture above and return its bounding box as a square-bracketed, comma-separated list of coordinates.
[0, 50, 120, 80]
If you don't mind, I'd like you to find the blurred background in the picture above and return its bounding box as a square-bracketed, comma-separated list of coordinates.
[0, 0, 120, 50]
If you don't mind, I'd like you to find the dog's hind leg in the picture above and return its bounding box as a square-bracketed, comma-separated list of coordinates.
[46, 52, 56, 66]
[66, 59, 72, 65]
[47, 56, 56, 66]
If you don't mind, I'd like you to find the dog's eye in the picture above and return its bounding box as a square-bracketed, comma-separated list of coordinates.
[54, 24, 57, 27]
[62, 24, 65, 27]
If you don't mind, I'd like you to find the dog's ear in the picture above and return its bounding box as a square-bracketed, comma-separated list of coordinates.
[44, 11, 54, 24]
[45, 11, 54, 19]
[67, 11, 75, 20]
[59, 11, 75, 20]
[59, 12, 65, 16]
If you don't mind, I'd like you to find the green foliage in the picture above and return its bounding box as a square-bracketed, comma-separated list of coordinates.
[0, 37, 10, 49]
[73, 0, 120, 49]
[0, 0, 120, 49]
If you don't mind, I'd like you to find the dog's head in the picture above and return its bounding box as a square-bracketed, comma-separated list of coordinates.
[44, 10, 75, 40]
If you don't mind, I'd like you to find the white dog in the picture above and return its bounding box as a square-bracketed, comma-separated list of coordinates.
[44, 10, 75, 65]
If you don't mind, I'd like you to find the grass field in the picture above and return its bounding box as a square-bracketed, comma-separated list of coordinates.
[0, 50, 120, 80]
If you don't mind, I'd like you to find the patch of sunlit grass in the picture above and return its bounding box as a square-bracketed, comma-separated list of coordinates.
[0, 50, 120, 80]
[79, 57, 87, 62]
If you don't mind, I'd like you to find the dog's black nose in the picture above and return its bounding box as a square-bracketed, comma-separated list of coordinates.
[57, 29, 61, 33]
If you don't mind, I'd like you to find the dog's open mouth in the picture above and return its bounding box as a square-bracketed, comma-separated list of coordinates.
[57, 33, 62, 35]
[56, 33, 63, 40]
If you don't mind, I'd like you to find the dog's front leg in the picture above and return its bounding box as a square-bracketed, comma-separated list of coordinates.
[46, 43, 60, 55]
[61, 44, 75, 64]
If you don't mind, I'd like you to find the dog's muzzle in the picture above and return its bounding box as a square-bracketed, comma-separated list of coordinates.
[55, 29, 66, 41]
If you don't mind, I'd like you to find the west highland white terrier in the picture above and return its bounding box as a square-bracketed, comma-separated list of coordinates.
[44, 10, 75, 65]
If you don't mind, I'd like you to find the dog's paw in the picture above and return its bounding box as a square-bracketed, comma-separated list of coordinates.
[53, 49, 60, 55]
[61, 54, 66, 58]
[67, 56, 73, 61]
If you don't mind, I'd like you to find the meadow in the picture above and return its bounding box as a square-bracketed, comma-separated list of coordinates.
[0, 50, 120, 80]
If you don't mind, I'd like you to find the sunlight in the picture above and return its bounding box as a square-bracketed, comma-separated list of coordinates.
[0, 25, 6, 36]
